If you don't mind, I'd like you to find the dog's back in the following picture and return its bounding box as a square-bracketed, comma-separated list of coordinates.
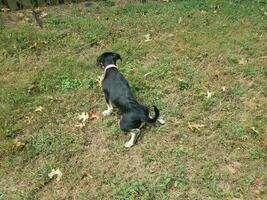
[102, 68, 136, 112]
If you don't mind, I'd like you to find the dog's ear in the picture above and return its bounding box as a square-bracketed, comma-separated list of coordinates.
[113, 53, 122, 63]
[97, 54, 103, 66]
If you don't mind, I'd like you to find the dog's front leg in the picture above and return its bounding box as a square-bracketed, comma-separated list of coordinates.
[124, 129, 140, 148]
[102, 99, 113, 116]
[97, 74, 104, 86]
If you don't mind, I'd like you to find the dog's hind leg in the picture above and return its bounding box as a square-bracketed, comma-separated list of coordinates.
[102, 98, 113, 116]
[124, 129, 140, 148]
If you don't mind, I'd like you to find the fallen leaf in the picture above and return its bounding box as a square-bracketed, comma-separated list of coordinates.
[206, 91, 212, 98]
[35, 106, 43, 112]
[157, 118, 165, 125]
[221, 86, 227, 92]
[14, 139, 26, 150]
[1, 8, 10, 12]
[238, 58, 247, 65]
[227, 165, 237, 175]
[81, 172, 93, 179]
[188, 122, 204, 131]
[250, 127, 259, 134]
[88, 110, 100, 120]
[178, 17, 182, 24]
[144, 34, 151, 42]
[25, 115, 34, 124]
[144, 72, 152, 78]
[48, 168, 62, 181]
[214, 69, 221, 78]
[79, 112, 89, 124]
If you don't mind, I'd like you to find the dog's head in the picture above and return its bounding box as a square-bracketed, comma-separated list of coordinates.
[97, 52, 122, 69]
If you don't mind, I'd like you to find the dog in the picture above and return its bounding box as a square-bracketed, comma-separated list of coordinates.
[97, 52, 160, 148]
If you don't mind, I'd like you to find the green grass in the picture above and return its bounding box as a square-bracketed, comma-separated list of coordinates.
[0, 0, 266, 199]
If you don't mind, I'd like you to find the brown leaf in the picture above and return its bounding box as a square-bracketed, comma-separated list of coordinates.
[48, 168, 62, 181]
[187, 122, 204, 131]
[79, 112, 89, 124]
[14, 139, 26, 150]
[227, 165, 237, 175]
[89, 110, 100, 120]
[81, 172, 93, 179]
[238, 58, 247, 65]
[221, 86, 227, 92]
[206, 91, 212, 98]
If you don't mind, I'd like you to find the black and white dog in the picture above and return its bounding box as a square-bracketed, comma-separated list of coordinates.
[97, 52, 161, 148]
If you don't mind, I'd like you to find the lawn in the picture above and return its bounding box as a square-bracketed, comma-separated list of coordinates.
[0, 0, 266, 199]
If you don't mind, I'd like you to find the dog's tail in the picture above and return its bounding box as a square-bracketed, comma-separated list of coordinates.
[142, 105, 159, 123]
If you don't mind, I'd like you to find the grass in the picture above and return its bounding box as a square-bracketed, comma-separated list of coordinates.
[0, 0, 266, 199]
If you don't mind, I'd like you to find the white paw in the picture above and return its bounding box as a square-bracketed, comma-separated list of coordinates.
[124, 141, 134, 148]
[102, 109, 112, 116]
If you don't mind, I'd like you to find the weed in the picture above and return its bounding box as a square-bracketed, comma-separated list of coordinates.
[228, 123, 246, 140]
[202, 97, 216, 110]
[33, 164, 53, 185]
[157, 173, 176, 192]
[178, 80, 189, 91]
[229, 84, 247, 96]
[114, 180, 150, 200]
[227, 55, 239, 64]
[242, 64, 257, 77]
[28, 131, 76, 159]
[249, 148, 261, 160]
